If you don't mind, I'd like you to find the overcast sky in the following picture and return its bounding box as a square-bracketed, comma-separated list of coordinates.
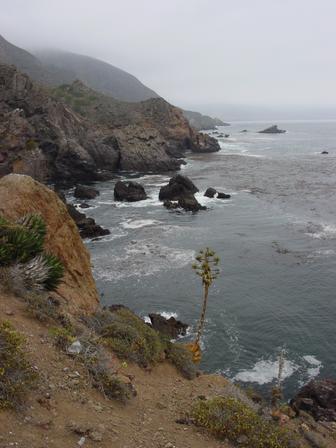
[1, 0, 336, 113]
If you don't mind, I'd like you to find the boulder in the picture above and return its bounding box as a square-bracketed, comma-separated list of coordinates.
[67, 204, 110, 239]
[321, 151, 329, 155]
[178, 195, 206, 212]
[114, 180, 147, 202]
[74, 185, 99, 200]
[290, 379, 336, 421]
[0, 174, 99, 314]
[217, 192, 231, 199]
[148, 313, 188, 339]
[259, 125, 286, 134]
[163, 200, 179, 210]
[204, 187, 217, 198]
[159, 175, 198, 201]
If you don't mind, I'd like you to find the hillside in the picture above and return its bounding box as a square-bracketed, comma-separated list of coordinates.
[183, 109, 230, 130]
[36, 50, 159, 102]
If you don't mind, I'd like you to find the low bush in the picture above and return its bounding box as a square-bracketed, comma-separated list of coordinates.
[87, 308, 165, 367]
[0, 321, 37, 409]
[165, 342, 197, 380]
[192, 396, 292, 448]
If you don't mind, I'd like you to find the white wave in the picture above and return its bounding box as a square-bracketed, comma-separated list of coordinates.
[305, 223, 336, 240]
[233, 358, 298, 385]
[87, 230, 127, 243]
[121, 219, 161, 229]
[115, 196, 161, 208]
[303, 355, 323, 379]
[92, 243, 195, 282]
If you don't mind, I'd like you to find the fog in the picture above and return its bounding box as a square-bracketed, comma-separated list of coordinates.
[1, 0, 336, 117]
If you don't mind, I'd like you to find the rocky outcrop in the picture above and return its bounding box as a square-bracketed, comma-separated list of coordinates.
[178, 195, 206, 212]
[290, 379, 336, 421]
[217, 192, 231, 199]
[113, 126, 181, 172]
[114, 180, 147, 202]
[0, 174, 99, 313]
[148, 313, 188, 339]
[182, 109, 229, 131]
[67, 204, 110, 239]
[204, 187, 217, 198]
[0, 64, 119, 183]
[259, 125, 286, 134]
[74, 185, 99, 200]
[159, 175, 198, 201]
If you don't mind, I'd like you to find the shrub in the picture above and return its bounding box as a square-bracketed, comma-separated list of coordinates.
[49, 327, 76, 351]
[192, 396, 292, 448]
[165, 343, 197, 379]
[0, 321, 37, 409]
[86, 308, 165, 367]
[0, 214, 64, 293]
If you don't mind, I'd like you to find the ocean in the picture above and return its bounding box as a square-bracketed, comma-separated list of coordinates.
[68, 119, 336, 398]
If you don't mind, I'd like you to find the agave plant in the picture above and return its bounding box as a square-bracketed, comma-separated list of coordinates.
[187, 248, 220, 363]
[0, 214, 64, 293]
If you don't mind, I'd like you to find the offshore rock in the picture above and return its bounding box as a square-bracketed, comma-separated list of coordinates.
[114, 180, 147, 202]
[159, 175, 198, 201]
[74, 185, 99, 200]
[217, 192, 231, 199]
[259, 125, 286, 134]
[67, 204, 110, 239]
[148, 313, 188, 339]
[0, 174, 99, 314]
[178, 195, 206, 212]
[204, 187, 217, 198]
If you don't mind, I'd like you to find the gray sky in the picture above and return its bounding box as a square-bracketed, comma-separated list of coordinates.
[1, 0, 336, 113]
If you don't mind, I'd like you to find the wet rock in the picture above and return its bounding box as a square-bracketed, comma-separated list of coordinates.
[67, 204, 110, 239]
[321, 151, 329, 154]
[178, 195, 206, 212]
[217, 192, 231, 199]
[114, 180, 147, 202]
[163, 200, 179, 210]
[74, 185, 99, 200]
[259, 125, 286, 134]
[79, 202, 90, 208]
[224, 134, 230, 138]
[149, 313, 188, 338]
[159, 174, 198, 201]
[240, 129, 248, 133]
[204, 187, 217, 198]
[290, 379, 336, 421]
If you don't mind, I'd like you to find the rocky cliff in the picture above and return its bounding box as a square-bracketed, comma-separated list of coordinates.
[0, 174, 99, 314]
[0, 65, 219, 183]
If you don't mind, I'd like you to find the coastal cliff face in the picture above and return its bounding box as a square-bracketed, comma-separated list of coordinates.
[0, 174, 99, 314]
[0, 64, 120, 183]
[0, 65, 219, 183]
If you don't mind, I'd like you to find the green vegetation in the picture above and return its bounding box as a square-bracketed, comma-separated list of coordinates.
[0, 214, 64, 293]
[192, 396, 292, 448]
[165, 342, 197, 380]
[53, 84, 99, 115]
[89, 308, 164, 367]
[0, 321, 37, 409]
[85, 307, 196, 378]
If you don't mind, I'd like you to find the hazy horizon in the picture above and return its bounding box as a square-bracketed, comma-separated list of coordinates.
[1, 0, 336, 120]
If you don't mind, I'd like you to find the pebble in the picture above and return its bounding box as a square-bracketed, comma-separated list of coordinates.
[78, 436, 86, 446]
